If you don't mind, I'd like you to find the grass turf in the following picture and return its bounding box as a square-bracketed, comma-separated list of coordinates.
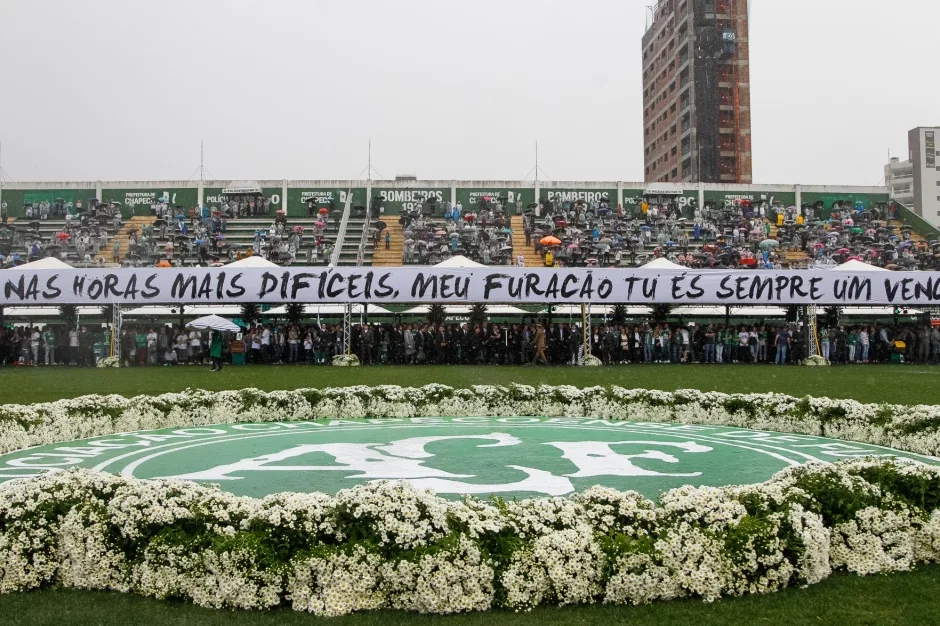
[0, 363, 938, 405]
[3, 566, 940, 626]
[2, 363, 938, 624]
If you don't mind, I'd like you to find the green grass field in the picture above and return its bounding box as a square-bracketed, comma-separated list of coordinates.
[4, 566, 940, 626]
[2, 363, 939, 625]
[1, 363, 938, 405]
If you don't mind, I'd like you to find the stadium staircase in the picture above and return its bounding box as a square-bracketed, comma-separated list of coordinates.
[334, 215, 372, 266]
[510, 216, 542, 267]
[102, 216, 155, 263]
[371, 220, 404, 267]
[890, 219, 926, 243]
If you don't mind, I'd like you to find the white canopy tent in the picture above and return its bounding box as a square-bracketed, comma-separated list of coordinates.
[541, 305, 652, 316]
[121, 305, 242, 318]
[641, 257, 687, 270]
[0, 306, 102, 318]
[225, 256, 278, 268]
[8, 258, 72, 270]
[402, 305, 529, 315]
[671, 306, 789, 317]
[434, 255, 486, 268]
[264, 304, 390, 315]
[832, 259, 890, 272]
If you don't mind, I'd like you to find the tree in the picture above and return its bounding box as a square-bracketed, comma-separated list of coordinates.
[285, 303, 305, 326]
[241, 303, 261, 326]
[822, 306, 842, 328]
[59, 304, 78, 329]
[469, 304, 488, 327]
[427, 304, 447, 326]
[427, 304, 446, 326]
[650, 304, 673, 324]
[611, 304, 628, 327]
[785, 305, 801, 323]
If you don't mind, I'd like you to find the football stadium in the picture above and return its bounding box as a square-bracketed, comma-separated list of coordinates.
[2, 1, 940, 625]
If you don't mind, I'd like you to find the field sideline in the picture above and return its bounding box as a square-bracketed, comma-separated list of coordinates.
[2, 363, 940, 625]
[1, 364, 939, 405]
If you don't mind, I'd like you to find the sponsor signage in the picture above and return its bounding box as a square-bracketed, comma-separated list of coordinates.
[374, 188, 448, 215]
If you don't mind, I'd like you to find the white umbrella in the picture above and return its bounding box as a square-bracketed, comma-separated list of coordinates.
[186, 314, 240, 332]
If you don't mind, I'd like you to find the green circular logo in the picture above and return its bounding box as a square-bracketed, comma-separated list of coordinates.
[1, 418, 936, 499]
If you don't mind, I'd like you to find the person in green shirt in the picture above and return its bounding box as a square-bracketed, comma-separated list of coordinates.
[724, 326, 737, 363]
[42, 328, 56, 365]
[210, 331, 224, 372]
[135, 329, 148, 367]
[846, 327, 858, 363]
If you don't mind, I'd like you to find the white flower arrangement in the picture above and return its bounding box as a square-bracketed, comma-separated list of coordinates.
[582, 355, 603, 367]
[1, 384, 940, 457]
[0, 459, 938, 616]
[96, 356, 119, 368]
[331, 354, 361, 367]
[2, 386, 940, 615]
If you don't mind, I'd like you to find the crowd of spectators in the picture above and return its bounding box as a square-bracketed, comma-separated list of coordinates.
[0, 201, 120, 267]
[3, 318, 940, 367]
[399, 196, 517, 265]
[521, 198, 933, 270]
[135, 203, 333, 267]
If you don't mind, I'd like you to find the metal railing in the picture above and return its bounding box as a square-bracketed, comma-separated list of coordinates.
[329, 190, 354, 267]
[344, 202, 374, 355]
[354, 203, 372, 267]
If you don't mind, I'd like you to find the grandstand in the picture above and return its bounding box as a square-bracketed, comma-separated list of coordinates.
[3, 179, 929, 271]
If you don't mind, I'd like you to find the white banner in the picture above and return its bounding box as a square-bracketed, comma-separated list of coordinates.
[2, 267, 939, 306]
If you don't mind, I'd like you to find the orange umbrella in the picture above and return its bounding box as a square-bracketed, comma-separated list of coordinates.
[540, 236, 562, 246]
[156, 260, 172, 268]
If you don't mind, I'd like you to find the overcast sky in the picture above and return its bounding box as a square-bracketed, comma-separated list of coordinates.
[0, 0, 936, 185]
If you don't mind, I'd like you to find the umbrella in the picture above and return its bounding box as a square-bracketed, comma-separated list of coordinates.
[540, 236, 561, 246]
[759, 239, 780, 248]
[376, 221, 387, 231]
[276, 209, 287, 215]
[186, 315, 240, 332]
[319, 207, 329, 214]
[567, 243, 580, 250]
[156, 260, 173, 268]
[56, 232, 70, 240]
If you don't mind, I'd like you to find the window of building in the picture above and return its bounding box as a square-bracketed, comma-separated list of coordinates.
[671, 168, 678, 179]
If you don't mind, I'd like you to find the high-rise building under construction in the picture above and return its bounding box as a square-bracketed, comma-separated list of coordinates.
[642, 0, 752, 184]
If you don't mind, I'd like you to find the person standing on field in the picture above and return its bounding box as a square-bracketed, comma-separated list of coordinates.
[210, 331, 224, 372]
[534, 324, 548, 365]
